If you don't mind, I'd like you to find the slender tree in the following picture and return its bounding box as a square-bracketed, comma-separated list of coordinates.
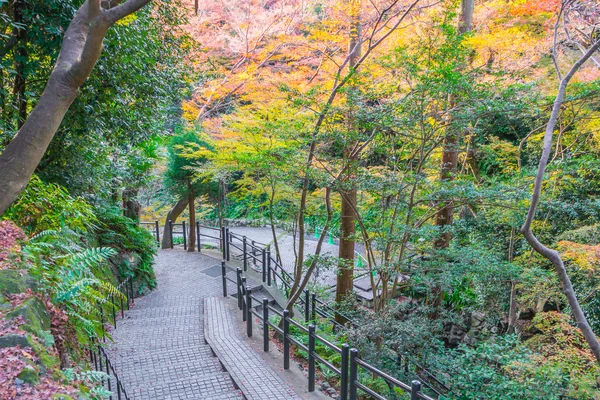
[0, 0, 153, 215]
[521, 1, 600, 363]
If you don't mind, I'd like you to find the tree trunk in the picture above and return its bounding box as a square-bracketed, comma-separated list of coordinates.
[335, 0, 361, 320]
[188, 184, 196, 252]
[161, 197, 188, 249]
[122, 188, 141, 221]
[0, 0, 153, 216]
[430, 0, 474, 313]
[12, 0, 27, 130]
[521, 37, 600, 364]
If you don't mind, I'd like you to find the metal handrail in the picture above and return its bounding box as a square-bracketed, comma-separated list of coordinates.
[225, 263, 434, 400]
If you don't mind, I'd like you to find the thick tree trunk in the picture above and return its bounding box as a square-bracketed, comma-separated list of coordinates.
[161, 197, 188, 249]
[188, 184, 196, 252]
[335, 0, 361, 320]
[0, 0, 153, 216]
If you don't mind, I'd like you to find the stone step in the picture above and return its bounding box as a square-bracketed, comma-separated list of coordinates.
[126, 371, 240, 400]
[110, 351, 225, 387]
[118, 305, 200, 320]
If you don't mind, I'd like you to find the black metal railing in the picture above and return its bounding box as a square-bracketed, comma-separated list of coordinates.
[90, 275, 135, 400]
[222, 262, 435, 400]
[142, 220, 447, 398]
[89, 343, 130, 400]
[139, 220, 161, 244]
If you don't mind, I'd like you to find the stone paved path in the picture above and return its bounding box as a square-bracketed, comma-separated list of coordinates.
[106, 250, 246, 400]
[204, 297, 302, 400]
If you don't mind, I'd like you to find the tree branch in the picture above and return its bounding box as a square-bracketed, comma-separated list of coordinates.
[521, 34, 600, 363]
[105, 0, 152, 25]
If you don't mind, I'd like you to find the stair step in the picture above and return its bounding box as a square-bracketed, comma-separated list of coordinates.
[126, 372, 239, 400]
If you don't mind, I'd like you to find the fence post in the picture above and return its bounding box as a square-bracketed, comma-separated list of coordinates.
[120, 292, 124, 318]
[243, 236, 248, 271]
[311, 293, 316, 322]
[129, 278, 134, 305]
[350, 349, 358, 400]
[196, 222, 201, 252]
[222, 227, 226, 259]
[110, 294, 116, 328]
[252, 240, 256, 266]
[341, 344, 349, 400]
[263, 298, 269, 352]
[105, 352, 111, 394]
[236, 268, 242, 310]
[266, 250, 271, 286]
[155, 220, 160, 244]
[226, 228, 231, 261]
[261, 248, 266, 283]
[308, 324, 316, 392]
[410, 380, 422, 400]
[246, 287, 253, 337]
[182, 220, 187, 250]
[283, 309, 290, 370]
[304, 290, 310, 323]
[241, 277, 247, 321]
[222, 262, 228, 297]
[169, 220, 174, 249]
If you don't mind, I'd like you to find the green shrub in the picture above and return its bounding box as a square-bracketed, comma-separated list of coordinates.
[94, 206, 157, 289]
[3, 175, 96, 235]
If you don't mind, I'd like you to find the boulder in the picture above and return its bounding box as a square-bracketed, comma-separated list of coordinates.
[0, 333, 32, 348]
[8, 297, 51, 334]
[0, 269, 36, 297]
[17, 364, 39, 384]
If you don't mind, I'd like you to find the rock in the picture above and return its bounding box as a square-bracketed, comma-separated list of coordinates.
[0, 333, 32, 348]
[518, 308, 535, 320]
[321, 382, 331, 390]
[443, 323, 466, 347]
[17, 365, 39, 384]
[0, 269, 36, 296]
[8, 297, 51, 334]
[326, 387, 337, 396]
[462, 334, 476, 346]
[470, 311, 485, 328]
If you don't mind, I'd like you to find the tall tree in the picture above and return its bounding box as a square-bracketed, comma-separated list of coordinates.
[0, 0, 153, 215]
[335, 0, 362, 321]
[433, 0, 474, 250]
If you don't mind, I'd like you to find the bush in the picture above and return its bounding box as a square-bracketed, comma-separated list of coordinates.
[94, 206, 157, 290]
[3, 175, 96, 235]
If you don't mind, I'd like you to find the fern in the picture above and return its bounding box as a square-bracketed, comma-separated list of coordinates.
[23, 228, 125, 344]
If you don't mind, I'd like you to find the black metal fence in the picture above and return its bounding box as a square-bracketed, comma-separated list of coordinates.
[222, 262, 435, 400]
[142, 220, 447, 399]
[89, 275, 135, 400]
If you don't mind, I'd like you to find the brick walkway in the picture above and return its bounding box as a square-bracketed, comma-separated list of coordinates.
[105, 250, 245, 399]
[204, 297, 302, 400]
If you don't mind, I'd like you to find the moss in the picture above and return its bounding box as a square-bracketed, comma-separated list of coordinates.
[17, 364, 39, 384]
[30, 337, 60, 371]
[0, 333, 32, 348]
[51, 394, 75, 400]
[8, 297, 51, 334]
[0, 269, 36, 297]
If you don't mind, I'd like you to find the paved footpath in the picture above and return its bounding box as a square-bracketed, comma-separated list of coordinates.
[106, 249, 298, 400]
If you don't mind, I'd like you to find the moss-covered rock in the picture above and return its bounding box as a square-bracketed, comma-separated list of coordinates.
[8, 297, 51, 334]
[0, 269, 36, 297]
[17, 364, 39, 384]
[0, 333, 32, 348]
[31, 338, 60, 370]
